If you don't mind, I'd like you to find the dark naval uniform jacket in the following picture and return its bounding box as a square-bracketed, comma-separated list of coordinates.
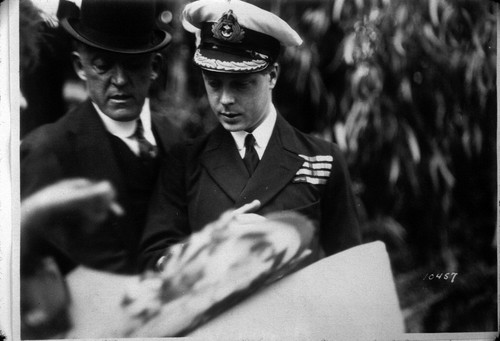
[140, 114, 361, 269]
[21, 99, 182, 274]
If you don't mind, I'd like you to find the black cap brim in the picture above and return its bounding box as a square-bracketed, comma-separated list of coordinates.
[61, 17, 172, 54]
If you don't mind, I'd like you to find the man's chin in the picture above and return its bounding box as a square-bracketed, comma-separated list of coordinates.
[104, 109, 141, 122]
[218, 120, 246, 132]
[221, 124, 243, 132]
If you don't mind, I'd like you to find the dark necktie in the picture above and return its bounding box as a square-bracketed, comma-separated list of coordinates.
[243, 133, 259, 176]
[134, 119, 158, 159]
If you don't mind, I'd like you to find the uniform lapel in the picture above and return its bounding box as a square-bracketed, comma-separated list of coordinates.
[200, 125, 249, 202]
[236, 115, 305, 208]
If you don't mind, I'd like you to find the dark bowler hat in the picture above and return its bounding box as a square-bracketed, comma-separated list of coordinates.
[182, 0, 302, 73]
[61, 0, 171, 54]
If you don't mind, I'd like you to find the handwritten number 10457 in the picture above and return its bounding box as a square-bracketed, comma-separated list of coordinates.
[423, 272, 458, 283]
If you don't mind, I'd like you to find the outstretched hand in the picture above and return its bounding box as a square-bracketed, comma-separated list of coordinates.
[22, 178, 122, 228]
[232, 199, 265, 225]
[21, 179, 123, 268]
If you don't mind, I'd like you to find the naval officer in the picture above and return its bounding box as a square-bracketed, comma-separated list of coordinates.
[140, 0, 361, 269]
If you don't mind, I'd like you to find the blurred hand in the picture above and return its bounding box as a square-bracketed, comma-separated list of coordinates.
[22, 178, 122, 228]
[232, 200, 265, 225]
[21, 179, 123, 269]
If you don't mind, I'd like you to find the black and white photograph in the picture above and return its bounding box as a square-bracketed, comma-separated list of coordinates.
[0, 0, 497, 339]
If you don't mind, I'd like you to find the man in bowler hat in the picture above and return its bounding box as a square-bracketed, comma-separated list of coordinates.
[140, 0, 361, 270]
[21, 0, 182, 275]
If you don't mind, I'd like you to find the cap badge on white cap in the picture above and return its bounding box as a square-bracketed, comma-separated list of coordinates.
[211, 10, 245, 43]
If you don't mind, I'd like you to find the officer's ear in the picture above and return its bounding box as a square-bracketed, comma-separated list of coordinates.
[150, 53, 163, 81]
[72, 52, 87, 81]
[268, 63, 279, 90]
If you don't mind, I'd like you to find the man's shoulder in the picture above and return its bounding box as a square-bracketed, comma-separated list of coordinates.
[22, 115, 70, 150]
[295, 129, 335, 150]
[279, 117, 340, 156]
[168, 131, 212, 157]
[150, 111, 185, 148]
[21, 101, 92, 152]
[163, 124, 229, 167]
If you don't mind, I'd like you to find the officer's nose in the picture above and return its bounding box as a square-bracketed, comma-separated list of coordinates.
[220, 87, 235, 106]
[111, 64, 128, 87]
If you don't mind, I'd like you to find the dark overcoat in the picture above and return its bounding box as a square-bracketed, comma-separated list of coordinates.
[21, 99, 182, 274]
[140, 114, 361, 269]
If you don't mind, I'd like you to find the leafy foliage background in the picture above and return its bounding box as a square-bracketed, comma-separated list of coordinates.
[151, 0, 497, 332]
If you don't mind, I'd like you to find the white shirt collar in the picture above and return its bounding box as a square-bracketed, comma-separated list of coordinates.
[93, 98, 153, 139]
[231, 104, 277, 159]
